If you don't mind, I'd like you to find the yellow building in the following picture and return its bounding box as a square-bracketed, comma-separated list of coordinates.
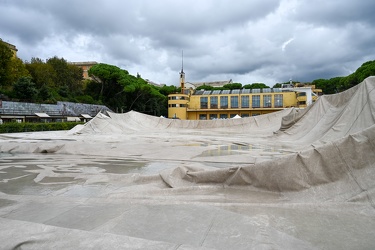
[168, 71, 322, 120]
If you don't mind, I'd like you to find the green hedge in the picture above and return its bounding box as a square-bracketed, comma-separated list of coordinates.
[0, 122, 83, 133]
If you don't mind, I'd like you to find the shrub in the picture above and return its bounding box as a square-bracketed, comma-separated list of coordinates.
[0, 122, 83, 133]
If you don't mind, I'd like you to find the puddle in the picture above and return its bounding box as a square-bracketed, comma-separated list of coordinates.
[195, 143, 293, 158]
[0, 153, 182, 195]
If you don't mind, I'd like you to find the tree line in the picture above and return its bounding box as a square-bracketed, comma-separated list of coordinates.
[1, 39, 375, 116]
[195, 60, 375, 94]
[311, 60, 375, 94]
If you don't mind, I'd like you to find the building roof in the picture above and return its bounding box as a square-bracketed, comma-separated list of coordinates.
[1, 40, 18, 52]
[69, 61, 98, 66]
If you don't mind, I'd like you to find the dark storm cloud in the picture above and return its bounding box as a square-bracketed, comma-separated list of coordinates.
[1, 0, 374, 85]
[293, 0, 375, 26]
[0, 1, 56, 45]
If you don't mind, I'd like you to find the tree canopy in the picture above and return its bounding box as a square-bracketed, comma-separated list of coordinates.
[0, 40, 13, 88]
[87, 63, 168, 115]
[312, 60, 375, 94]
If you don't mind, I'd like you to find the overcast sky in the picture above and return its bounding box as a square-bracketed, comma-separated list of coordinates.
[1, 0, 375, 86]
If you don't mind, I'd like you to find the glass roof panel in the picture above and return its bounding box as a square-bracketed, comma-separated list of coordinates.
[263, 88, 271, 93]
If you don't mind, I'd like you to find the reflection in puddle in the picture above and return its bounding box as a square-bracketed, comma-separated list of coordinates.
[39, 176, 78, 184]
[195, 143, 293, 158]
[0, 153, 180, 195]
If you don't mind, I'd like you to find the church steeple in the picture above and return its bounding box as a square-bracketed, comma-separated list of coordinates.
[180, 50, 185, 93]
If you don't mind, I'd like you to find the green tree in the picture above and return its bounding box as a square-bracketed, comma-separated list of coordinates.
[87, 63, 167, 116]
[159, 85, 178, 96]
[37, 85, 52, 101]
[223, 83, 242, 89]
[12, 76, 37, 101]
[47, 56, 83, 97]
[196, 84, 214, 90]
[243, 83, 270, 89]
[312, 61, 375, 94]
[88, 63, 129, 102]
[8, 57, 30, 84]
[0, 40, 14, 88]
[26, 57, 56, 88]
[351, 60, 375, 84]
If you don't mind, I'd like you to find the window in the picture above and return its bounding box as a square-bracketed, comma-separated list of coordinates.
[220, 114, 228, 119]
[274, 94, 283, 107]
[200, 97, 208, 109]
[209, 114, 217, 120]
[241, 95, 250, 108]
[252, 95, 260, 108]
[220, 96, 228, 108]
[230, 114, 236, 118]
[241, 113, 250, 117]
[263, 95, 272, 108]
[231, 96, 238, 108]
[199, 114, 207, 120]
[169, 96, 177, 100]
[210, 96, 218, 109]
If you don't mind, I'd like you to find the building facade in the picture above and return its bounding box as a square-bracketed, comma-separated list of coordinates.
[69, 61, 98, 79]
[168, 71, 322, 120]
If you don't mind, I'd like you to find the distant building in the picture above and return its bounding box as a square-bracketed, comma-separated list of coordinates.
[168, 69, 322, 120]
[1, 40, 18, 58]
[145, 79, 165, 88]
[69, 61, 98, 79]
[185, 79, 233, 89]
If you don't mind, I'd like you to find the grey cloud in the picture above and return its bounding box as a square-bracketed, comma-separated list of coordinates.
[293, 0, 375, 27]
[1, 0, 374, 86]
